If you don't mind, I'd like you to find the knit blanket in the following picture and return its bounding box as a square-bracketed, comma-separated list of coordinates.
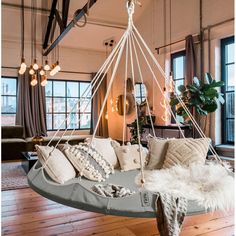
[156, 193, 187, 236]
[92, 183, 135, 198]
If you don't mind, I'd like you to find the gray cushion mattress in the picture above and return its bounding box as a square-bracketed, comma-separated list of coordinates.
[28, 161, 208, 218]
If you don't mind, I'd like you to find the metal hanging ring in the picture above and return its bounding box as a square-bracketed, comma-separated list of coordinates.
[73, 10, 87, 28]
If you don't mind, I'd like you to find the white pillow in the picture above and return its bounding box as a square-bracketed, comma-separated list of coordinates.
[86, 138, 119, 168]
[35, 145, 76, 184]
[64, 143, 114, 182]
[113, 143, 148, 171]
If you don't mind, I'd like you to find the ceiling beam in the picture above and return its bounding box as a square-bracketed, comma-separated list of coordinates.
[43, 0, 98, 56]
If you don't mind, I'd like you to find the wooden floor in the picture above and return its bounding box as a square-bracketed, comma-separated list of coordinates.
[1, 188, 234, 236]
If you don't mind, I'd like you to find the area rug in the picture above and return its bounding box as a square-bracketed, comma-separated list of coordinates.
[2, 162, 29, 191]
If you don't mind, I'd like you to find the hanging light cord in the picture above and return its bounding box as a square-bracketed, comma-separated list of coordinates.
[34, 0, 37, 61]
[20, 0, 25, 59]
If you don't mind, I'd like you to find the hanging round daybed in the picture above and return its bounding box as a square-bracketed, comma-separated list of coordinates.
[28, 0, 233, 222]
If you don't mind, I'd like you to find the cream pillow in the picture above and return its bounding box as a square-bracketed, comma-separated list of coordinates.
[113, 143, 148, 171]
[163, 138, 211, 168]
[146, 136, 169, 170]
[36, 145, 76, 184]
[86, 138, 119, 168]
[64, 143, 114, 182]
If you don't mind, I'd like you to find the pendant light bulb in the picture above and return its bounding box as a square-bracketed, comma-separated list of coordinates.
[39, 67, 45, 76]
[18, 68, 25, 75]
[29, 65, 35, 75]
[44, 60, 50, 71]
[20, 58, 27, 69]
[55, 61, 61, 72]
[30, 74, 38, 86]
[169, 71, 173, 81]
[41, 74, 47, 86]
[49, 64, 56, 76]
[33, 59, 39, 70]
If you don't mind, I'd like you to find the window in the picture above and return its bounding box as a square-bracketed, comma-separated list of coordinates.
[171, 51, 186, 123]
[135, 83, 147, 104]
[221, 36, 235, 144]
[45, 80, 91, 131]
[171, 51, 186, 94]
[1, 77, 17, 125]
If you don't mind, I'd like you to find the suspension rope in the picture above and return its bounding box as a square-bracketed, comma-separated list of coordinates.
[122, 37, 129, 145]
[66, 30, 129, 142]
[132, 25, 222, 163]
[130, 33, 156, 138]
[131, 31, 186, 138]
[47, 30, 128, 147]
[91, 31, 129, 142]
[128, 32, 145, 185]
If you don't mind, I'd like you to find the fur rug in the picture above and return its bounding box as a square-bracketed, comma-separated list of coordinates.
[135, 162, 234, 212]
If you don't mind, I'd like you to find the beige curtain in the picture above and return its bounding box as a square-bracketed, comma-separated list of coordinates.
[90, 73, 108, 137]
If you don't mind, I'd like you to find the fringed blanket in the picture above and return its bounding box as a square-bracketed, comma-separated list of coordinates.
[156, 193, 187, 236]
[136, 162, 234, 212]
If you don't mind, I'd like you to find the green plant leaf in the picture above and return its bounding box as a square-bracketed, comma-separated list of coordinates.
[196, 106, 208, 116]
[203, 88, 218, 98]
[216, 93, 225, 104]
[205, 72, 213, 84]
[202, 101, 218, 113]
[187, 84, 199, 93]
[178, 85, 186, 93]
[211, 81, 225, 88]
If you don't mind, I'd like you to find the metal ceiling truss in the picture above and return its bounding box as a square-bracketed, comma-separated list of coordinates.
[43, 0, 98, 56]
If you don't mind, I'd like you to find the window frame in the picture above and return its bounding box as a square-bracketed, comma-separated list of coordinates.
[221, 36, 235, 144]
[1, 76, 18, 125]
[134, 82, 146, 104]
[45, 79, 92, 131]
[170, 50, 186, 123]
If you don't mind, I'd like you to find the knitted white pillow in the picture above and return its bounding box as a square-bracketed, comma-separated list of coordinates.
[64, 143, 114, 182]
[113, 143, 148, 171]
[86, 138, 119, 168]
[35, 145, 76, 184]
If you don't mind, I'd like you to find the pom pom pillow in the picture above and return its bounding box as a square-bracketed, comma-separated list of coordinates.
[163, 138, 211, 168]
[113, 142, 148, 171]
[64, 143, 114, 182]
[35, 145, 76, 184]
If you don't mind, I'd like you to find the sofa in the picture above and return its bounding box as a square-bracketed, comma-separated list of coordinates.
[1, 126, 91, 161]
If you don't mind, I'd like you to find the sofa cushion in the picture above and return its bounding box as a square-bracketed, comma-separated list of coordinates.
[1, 126, 24, 139]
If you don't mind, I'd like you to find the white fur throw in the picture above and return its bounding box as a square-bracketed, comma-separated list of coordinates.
[135, 162, 234, 212]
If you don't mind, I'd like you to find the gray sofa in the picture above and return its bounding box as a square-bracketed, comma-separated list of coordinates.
[1, 126, 91, 161]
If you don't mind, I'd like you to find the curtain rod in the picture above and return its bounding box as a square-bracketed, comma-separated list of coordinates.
[155, 17, 234, 54]
[1, 66, 93, 75]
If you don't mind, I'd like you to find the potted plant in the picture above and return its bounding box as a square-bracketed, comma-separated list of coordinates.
[170, 73, 224, 131]
[130, 116, 146, 144]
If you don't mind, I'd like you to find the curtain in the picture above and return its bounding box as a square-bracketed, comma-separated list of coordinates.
[16, 71, 47, 138]
[90, 73, 108, 138]
[185, 35, 196, 85]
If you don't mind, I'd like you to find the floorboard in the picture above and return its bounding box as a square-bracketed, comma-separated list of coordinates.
[1, 188, 234, 236]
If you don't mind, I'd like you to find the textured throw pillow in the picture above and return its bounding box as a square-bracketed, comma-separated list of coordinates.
[64, 143, 114, 182]
[163, 138, 211, 168]
[113, 143, 148, 171]
[146, 136, 170, 170]
[86, 138, 119, 168]
[35, 145, 76, 184]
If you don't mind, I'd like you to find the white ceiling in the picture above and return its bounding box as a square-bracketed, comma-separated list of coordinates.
[2, 0, 152, 51]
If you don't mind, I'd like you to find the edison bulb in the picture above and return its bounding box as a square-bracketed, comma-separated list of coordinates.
[39, 68, 45, 76]
[33, 59, 39, 70]
[41, 75, 47, 86]
[19, 68, 25, 75]
[44, 60, 50, 71]
[29, 66, 35, 75]
[30, 74, 38, 86]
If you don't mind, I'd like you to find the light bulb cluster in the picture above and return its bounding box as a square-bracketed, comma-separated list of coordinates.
[18, 58, 61, 87]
